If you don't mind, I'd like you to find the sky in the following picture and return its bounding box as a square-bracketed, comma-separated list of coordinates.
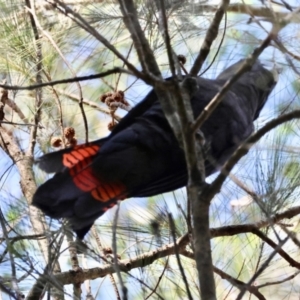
[1, 0, 300, 298]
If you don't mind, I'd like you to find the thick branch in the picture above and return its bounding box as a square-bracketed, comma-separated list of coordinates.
[52, 234, 190, 285]
[30, 203, 300, 288]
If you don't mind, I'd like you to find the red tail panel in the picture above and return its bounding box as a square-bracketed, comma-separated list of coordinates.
[63, 144, 126, 202]
[63, 144, 100, 169]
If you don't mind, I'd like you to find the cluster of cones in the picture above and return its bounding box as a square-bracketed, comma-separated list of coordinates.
[100, 90, 130, 131]
[51, 127, 77, 148]
[50, 56, 188, 145]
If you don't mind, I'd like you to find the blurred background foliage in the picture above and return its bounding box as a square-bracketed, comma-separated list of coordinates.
[1, 0, 300, 299]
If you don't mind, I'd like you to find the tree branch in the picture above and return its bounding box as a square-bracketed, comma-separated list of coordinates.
[0, 68, 132, 91]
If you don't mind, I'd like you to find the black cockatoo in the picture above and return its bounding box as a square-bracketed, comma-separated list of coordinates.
[33, 60, 276, 239]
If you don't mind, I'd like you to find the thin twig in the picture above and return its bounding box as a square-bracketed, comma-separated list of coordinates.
[116, 43, 134, 89]
[112, 202, 127, 300]
[0, 121, 37, 126]
[145, 256, 169, 300]
[190, 0, 230, 76]
[155, 0, 178, 78]
[279, 225, 300, 249]
[236, 236, 289, 300]
[91, 226, 121, 299]
[251, 228, 300, 269]
[180, 249, 267, 300]
[0, 68, 132, 91]
[274, 38, 300, 61]
[0, 233, 47, 243]
[66, 231, 82, 299]
[189, 3, 290, 21]
[0, 209, 23, 299]
[199, 11, 228, 76]
[5, 98, 29, 124]
[50, 0, 148, 82]
[168, 214, 193, 300]
[56, 89, 122, 121]
[223, 260, 246, 300]
[213, 266, 266, 300]
[126, 272, 165, 300]
[256, 271, 300, 288]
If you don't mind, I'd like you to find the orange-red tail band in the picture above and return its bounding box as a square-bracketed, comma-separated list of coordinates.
[63, 144, 100, 169]
[64, 144, 126, 202]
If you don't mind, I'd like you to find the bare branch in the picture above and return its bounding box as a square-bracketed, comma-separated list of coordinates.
[0, 68, 132, 91]
[22, 202, 300, 290]
[52, 234, 190, 285]
[168, 214, 193, 300]
[5, 98, 29, 124]
[145, 257, 169, 300]
[112, 202, 127, 300]
[155, 0, 180, 78]
[211, 205, 300, 238]
[66, 232, 82, 298]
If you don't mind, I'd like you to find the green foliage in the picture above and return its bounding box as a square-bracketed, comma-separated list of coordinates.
[0, 0, 300, 299]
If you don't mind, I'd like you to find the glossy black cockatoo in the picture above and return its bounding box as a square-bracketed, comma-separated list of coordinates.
[33, 60, 276, 239]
